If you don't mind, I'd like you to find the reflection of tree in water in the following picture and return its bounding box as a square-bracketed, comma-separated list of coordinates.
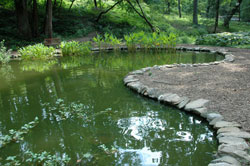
[0, 64, 15, 82]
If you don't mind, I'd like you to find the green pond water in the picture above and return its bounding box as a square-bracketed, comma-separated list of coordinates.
[0, 51, 224, 165]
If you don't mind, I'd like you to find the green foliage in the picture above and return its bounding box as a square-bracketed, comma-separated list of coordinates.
[196, 32, 250, 47]
[93, 34, 104, 50]
[124, 31, 177, 51]
[24, 151, 71, 166]
[2, 151, 71, 166]
[60, 41, 92, 56]
[18, 44, 55, 60]
[0, 117, 39, 149]
[0, 40, 11, 64]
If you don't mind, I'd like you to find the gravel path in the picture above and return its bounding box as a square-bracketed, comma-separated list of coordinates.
[137, 45, 250, 132]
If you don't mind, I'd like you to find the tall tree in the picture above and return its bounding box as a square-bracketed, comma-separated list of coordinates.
[223, 0, 242, 28]
[32, 0, 39, 37]
[213, 0, 220, 33]
[45, 0, 53, 38]
[193, 0, 198, 25]
[178, 0, 181, 18]
[14, 0, 32, 38]
[94, 0, 98, 8]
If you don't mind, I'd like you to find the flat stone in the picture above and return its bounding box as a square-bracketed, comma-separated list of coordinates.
[130, 70, 144, 75]
[218, 136, 246, 144]
[207, 113, 223, 121]
[208, 163, 233, 166]
[217, 131, 250, 139]
[209, 117, 224, 125]
[218, 146, 250, 162]
[211, 156, 241, 166]
[184, 99, 209, 111]
[214, 121, 241, 129]
[127, 81, 144, 93]
[225, 54, 235, 62]
[123, 75, 139, 85]
[219, 142, 249, 151]
[142, 67, 151, 72]
[177, 97, 190, 109]
[217, 127, 241, 134]
[146, 88, 162, 99]
[191, 107, 207, 115]
[158, 93, 181, 105]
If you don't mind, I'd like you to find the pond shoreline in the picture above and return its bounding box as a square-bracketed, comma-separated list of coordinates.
[124, 45, 250, 166]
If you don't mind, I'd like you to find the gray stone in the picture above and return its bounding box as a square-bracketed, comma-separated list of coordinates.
[207, 113, 223, 121]
[158, 93, 182, 105]
[219, 142, 249, 151]
[184, 99, 209, 111]
[127, 82, 144, 93]
[218, 146, 250, 162]
[218, 136, 246, 145]
[209, 117, 224, 125]
[177, 97, 190, 109]
[142, 67, 151, 72]
[217, 131, 250, 139]
[130, 70, 144, 75]
[123, 75, 139, 85]
[211, 156, 241, 166]
[217, 127, 241, 134]
[146, 88, 162, 99]
[214, 121, 241, 129]
[225, 54, 235, 62]
[208, 163, 233, 166]
[191, 107, 207, 115]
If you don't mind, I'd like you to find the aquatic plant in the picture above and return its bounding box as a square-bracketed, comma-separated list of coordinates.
[60, 41, 92, 56]
[93, 34, 104, 51]
[0, 117, 39, 149]
[0, 40, 11, 64]
[18, 44, 55, 60]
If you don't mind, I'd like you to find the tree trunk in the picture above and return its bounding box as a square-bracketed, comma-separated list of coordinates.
[178, 0, 181, 18]
[223, 0, 242, 28]
[193, 0, 198, 25]
[32, 0, 39, 37]
[206, 0, 211, 18]
[45, 0, 53, 38]
[126, 0, 155, 32]
[94, 0, 97, 8]
[167, 1, 170, 14]
[213, 0, 220, 33]
[69, 0, 75, 11]
[53, 0, 57, 11]
[96, 0, 122, 22]
[14, 0, 32, 38]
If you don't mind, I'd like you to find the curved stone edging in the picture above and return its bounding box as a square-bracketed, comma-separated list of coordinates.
[124, 47, 250, 166]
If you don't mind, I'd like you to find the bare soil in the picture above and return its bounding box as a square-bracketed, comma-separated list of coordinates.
[138, 45, 250, 132]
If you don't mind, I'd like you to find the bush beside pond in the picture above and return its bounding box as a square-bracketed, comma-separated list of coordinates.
[196, 32, 250, 47]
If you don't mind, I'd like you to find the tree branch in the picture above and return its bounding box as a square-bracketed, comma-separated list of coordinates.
[96, 0, 123, 22]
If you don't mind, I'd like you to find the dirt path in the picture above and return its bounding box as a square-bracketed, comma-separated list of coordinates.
[136, 45, 250, 132]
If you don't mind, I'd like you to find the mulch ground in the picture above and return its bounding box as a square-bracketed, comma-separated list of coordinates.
[137, 45, 250, 132]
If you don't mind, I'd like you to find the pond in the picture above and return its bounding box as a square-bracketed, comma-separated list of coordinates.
[0, 51, 223, 165]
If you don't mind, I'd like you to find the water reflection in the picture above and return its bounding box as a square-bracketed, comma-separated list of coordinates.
[0, 51, 218, 165]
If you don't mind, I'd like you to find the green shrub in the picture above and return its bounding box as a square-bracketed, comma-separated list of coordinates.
[196, 32, 250, 47]
[0, 40, 11, 64]
[18, 44, 55, 60]
[60, 41, 92, 56]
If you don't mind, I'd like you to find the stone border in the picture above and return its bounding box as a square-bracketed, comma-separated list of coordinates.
[123, 47, 250, 166]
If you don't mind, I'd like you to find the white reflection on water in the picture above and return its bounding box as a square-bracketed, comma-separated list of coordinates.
[117, 116, 166, 140]
[118, 146, 162, 166]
